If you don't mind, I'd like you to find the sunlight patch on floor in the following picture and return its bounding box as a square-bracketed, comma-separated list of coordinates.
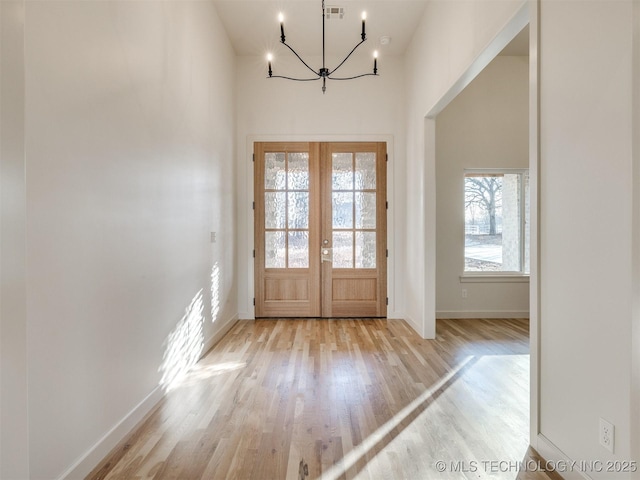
[178, 361, 247, 388]
[321, 356, 477, 480]
[324, 354, 530, 480]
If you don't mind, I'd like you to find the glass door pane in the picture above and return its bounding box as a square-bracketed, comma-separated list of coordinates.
[331, 152, 376, 269]
[264, 152, 310, 269]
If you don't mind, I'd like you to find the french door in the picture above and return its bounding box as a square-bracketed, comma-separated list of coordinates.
[254, 142, 387, 318]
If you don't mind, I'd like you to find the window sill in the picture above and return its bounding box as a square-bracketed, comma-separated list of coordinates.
[459, 274, 530, 283]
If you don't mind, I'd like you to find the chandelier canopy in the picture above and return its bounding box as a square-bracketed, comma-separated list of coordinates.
[266, 0, 378, 94]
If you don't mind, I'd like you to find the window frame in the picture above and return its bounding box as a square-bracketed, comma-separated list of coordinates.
[461, 168, 530, 282]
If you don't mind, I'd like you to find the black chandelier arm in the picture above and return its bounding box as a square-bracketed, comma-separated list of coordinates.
[281, 41, 320, 77]
[328, 73, 378, 80]
[268, 75, 321, 81]
[328, 38, 366, 76]
[268, 0, 379, 93]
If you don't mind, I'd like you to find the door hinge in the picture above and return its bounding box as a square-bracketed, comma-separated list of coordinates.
[253, 153, 255, 162]
[253, 298, 256, 306]
[253, 249, 255, 258]
[386, 249, 388, 258]
[386, 297, 389, 306]
[386, 153, 388, 162]
[252, 201, 255, 210]
[386, 201, 388, 210]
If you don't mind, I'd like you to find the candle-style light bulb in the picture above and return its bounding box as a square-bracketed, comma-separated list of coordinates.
[279, 13, 285, 43]
[361, 12, 366, 41]
[267, 53, 273, 77]
[373, 50, 378, 74]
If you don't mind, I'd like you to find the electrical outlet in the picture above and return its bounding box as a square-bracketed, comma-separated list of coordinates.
[210, 232, 216, 243]
[599, 418, 615, 453]
[461, 289, 468, 299]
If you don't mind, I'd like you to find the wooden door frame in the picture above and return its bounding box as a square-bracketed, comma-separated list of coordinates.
[244, 135, 396, 320]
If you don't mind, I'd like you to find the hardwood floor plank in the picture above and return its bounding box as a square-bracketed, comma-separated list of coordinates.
[89, 318, 557, 480]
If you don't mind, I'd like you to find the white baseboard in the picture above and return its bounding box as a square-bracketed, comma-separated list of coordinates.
[536, 434, 591, 480]
[59, 386, 164, 480]
[60, 313, 240, 480]
[436, 310, 530, 319]
[202, 314, 239, 355]
[400, 314, 423, 338]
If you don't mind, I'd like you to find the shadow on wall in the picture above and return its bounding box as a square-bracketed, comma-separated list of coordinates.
[158, 289, 204, 392]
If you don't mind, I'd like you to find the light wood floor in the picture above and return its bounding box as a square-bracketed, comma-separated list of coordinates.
[89, 318, 555, 480]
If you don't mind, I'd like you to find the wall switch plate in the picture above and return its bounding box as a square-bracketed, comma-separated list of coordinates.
[599, 418, 615, 453]
[210, 232, 216, 243]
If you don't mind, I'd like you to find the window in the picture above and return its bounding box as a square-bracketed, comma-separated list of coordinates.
[464, 169, 529, 275]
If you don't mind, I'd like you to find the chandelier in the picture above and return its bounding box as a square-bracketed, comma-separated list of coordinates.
[266, 0, 378, 94]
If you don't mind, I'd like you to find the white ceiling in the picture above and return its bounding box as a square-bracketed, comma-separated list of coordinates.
[211, 0, 529, 63]
[212, 1, 430, 58]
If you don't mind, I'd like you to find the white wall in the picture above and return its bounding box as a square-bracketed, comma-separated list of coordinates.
[1, 1, 237, 478]
[538, 1, 637, 476]
[404, 0, 527, 337]
[633, 0, 640, 472]
[235, 54, 406, 320]
[436, 55, 529, 318]
[0, 1, 30, 477]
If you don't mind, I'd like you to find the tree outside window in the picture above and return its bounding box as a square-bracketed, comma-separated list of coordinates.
[464, 170, 529, 274]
